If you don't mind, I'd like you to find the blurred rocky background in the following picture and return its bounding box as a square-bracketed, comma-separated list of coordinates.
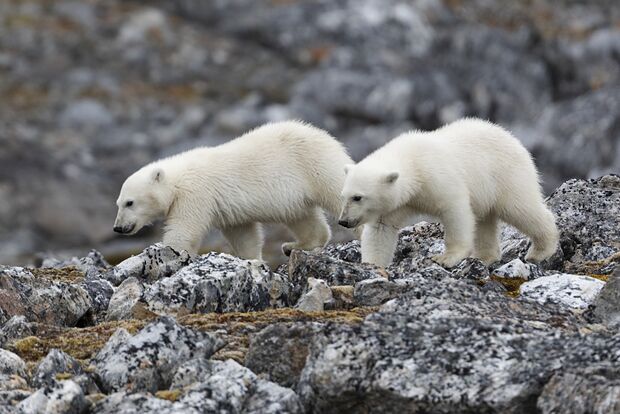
[1, 0, 619, 265]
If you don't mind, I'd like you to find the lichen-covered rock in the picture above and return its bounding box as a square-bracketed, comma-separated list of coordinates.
[537, 365, 620, 414]
[102, 244, 193, 286]
[593, 267, 620, 328]
[31, 349, 83, 389]
[90, 392, 183, 414]
[0, 374, 28, 392]
[0, 267, 91, 327]
[288, 250, 386, 287]
[41, 250, 109, 277]
[520, 274, 606, 309]
[0, 316, 34, 348]
[245, 322, 325, 389]
[0, 390, 31, 410]
[297, 274, 616, 413]
[105, 277, 145, 321]
[17, 380, 87, 414]
[80, 276, 114, 319]
[93, 316, 224, 393]
[353, 277, 417, 306]
[144, 253, 294, 314]
[450, 257, 490, 280]
[171, 359, 302, 414]
[493, 259, 544, 280]
[0, 350, 27, 379]
[295, 278, 332, 312]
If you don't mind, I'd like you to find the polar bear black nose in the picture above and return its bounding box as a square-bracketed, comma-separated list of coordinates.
[338, 220, 350, 228]
[113, 226, 123, 233]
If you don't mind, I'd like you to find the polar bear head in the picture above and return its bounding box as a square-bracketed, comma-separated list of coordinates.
[338, 163, 400, 228]
[113, 165, 172, 235]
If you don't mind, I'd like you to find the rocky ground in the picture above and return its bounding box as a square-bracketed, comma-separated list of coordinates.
[0, 174, 618, 413]
[1, 0, 619, 265]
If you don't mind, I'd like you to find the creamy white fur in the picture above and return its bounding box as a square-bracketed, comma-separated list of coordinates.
[114, 121, 353, 258]
[339, 118, 559, 267]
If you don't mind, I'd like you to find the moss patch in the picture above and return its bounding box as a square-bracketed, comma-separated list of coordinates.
[29, 267, 85, 284]
[8, 308, 377, 365]
[489, 275, 528, 298]
[155, 389, 183, 401]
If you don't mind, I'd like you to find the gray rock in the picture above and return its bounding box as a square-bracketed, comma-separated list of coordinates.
[295, 278, 333, 312]
[0, 374, 28, 392]
[102, 244, 193, 286]
[0, 349, 27, 378]
[0, 390, 31, 409]
[353, 276, 415, 306]
[520, 274, 606, 309]
[288, 250, 386, 287]
[0, 267, 91, 327]
[93, 316, 224, 393]
[17, 380, 86, 414]
[537, 365, 620, 414]
[450, 257, 490, 281]
[31, 349, 83, 389]
[245, 322, 325, 389]
[593, 267, 620, 328]
[144, 253, 294, 314]
[297, 273, 611, 413]
[493, 259, 544, 280]
[0, 316, 34, 348]
[171, 359, 302, 414]
[105, 277, 145, 321]
[80, 276, 114, 319]
[90, 392, 184, 414]
[40, 250, 109, 276]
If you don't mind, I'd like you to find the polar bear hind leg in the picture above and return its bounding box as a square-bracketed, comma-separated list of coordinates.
[474, 213, 501, 264]
[222, 222, 264, 260]
[500, 201, 559, 263]
[282, 208, 331, 256]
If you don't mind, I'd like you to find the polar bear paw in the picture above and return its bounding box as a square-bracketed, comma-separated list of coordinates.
[432, 252, 467, 268]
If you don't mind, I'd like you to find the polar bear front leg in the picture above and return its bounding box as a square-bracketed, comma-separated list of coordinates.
[361, 221, 400, 268]
[162, 215, 208, 255]
[433, 205, 475, 268]
[282, 208, 331, 256]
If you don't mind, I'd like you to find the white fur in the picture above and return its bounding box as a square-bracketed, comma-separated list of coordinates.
[114, 121, 353, 259]
[339, 118, 559, 268]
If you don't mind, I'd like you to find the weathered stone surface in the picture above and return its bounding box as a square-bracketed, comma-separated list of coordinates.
[297, 275, 615, 413]
[520, 274, 606, 309]
[171, 359, 302, 413]
[105, 277, 146, 321]
[0, 350, 27, 379]
[353, 277, 416, 307]
[593, 267, 620, 328]
[31, 349, 83, 389]
[91, 392, 183, 414]
[537, 365, 620, 414]
[245, 322, 325, 389]
[41, 250, 110, 277]
[93, 316, 224, 393]
[493, 259, 544, 280]
[295, 278, 333, 312]
[289, 250, 385, 286]
[17, 380, 87, 414]
[102, 244, 193, 286]
[0, 267, 91, 327]
[0, 316, 34, 348]
[144, 253, 294, 314]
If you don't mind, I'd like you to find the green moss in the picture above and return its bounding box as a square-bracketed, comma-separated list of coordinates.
[29, 267, 85, 284]
[155, 389, 182, 401]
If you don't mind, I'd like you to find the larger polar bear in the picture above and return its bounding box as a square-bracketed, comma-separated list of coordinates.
[339, 118, 559, 268]
[113, 121, 353, 259]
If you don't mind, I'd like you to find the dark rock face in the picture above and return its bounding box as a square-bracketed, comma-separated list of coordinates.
[93, 317, 224, 393]
[245, 322, 325, 389]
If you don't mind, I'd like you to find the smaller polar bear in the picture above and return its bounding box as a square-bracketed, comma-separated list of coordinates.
[113, 121, 353, 259]
[339, 118, 559, 268]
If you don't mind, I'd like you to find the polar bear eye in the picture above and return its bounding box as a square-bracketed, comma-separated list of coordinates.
[352, 195, 362, 202]
[125, 201, 134, 207]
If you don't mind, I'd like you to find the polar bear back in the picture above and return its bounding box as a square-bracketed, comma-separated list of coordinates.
[152, 120, 352, 227]
[363, 118, 543, 216]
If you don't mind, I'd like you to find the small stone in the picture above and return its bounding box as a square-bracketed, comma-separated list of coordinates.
[104, 277, 145, 321]
[493, 258, 544, 280]
[520, 274, 606, 309]
[295, 278, 333, 312]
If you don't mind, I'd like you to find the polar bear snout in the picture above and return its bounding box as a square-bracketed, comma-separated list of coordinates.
[113, 223, 135, 234]
[338, 219, 358, 228]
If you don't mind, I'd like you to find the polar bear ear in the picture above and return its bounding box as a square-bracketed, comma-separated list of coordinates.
[385, 171, 399, 184]
[151, 168, 164, 184]
[344, 164, 354, 175]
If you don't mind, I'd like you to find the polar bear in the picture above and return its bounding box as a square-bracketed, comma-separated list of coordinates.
[338, 118, 559, 268]
[113, 121, 353, 259]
